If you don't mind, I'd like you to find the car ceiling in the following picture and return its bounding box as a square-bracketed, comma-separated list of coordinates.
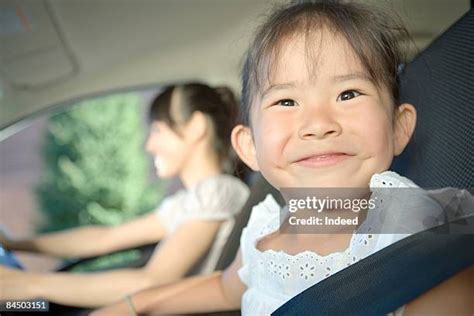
[0, 0, 470, 135]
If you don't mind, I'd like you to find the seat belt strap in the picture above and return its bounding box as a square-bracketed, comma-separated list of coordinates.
[272, 216, 474, 316]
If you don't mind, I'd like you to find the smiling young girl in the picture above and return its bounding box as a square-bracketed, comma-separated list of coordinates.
[0, 82, 249, 307]
[93, 2, 473, 315]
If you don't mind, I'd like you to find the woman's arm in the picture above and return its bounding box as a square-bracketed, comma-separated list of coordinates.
[0, 219, 225, 307]
[92, 249, 246, 315]
[403, 265, 474, 315]
[0, 212, 166, 258]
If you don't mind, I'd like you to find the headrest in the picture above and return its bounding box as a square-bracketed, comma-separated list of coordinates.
[393, 9, 473, 188]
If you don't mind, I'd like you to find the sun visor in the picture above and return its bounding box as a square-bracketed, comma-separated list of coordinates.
[0, 0, 77, 89]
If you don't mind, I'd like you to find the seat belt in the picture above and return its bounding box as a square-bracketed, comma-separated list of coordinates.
[272, 216, 474, 316]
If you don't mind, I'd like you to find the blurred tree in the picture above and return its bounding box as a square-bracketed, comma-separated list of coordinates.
[35, 93, 163, 268]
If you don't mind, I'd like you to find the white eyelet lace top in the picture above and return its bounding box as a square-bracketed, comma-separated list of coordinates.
[238, 171, 446, 316]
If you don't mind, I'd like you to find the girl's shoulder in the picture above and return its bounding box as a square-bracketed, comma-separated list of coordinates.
[240, 194, 282, 255]
[246, 194, 281, 228]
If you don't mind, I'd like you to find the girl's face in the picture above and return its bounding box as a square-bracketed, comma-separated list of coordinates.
[145, 121, 190, 178]
[236, 31, 415, 189]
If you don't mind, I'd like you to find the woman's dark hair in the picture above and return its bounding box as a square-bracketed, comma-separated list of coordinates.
[148, 82, 240, 174]
[241, 0, 410, 125]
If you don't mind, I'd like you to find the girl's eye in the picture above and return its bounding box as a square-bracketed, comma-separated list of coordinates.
[337, 90, 361, 101]
[274, 99, 296, 107]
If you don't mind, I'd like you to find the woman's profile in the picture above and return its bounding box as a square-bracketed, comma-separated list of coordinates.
[0, 82, 249, 307]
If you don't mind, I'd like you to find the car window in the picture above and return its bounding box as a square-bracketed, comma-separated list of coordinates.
[0, 88, 167, 271]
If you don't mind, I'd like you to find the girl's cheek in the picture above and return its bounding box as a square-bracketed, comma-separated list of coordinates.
[253, 125, 285, 167]
[363, 114, 395, 159]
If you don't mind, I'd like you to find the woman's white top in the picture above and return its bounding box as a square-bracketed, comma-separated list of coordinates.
[155, 174, 249, 273]
[238, 171, 451, 316]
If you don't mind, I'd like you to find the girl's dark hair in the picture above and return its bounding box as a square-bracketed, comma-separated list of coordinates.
[148, 82, 240, 174]
[241, 0, 410, 125]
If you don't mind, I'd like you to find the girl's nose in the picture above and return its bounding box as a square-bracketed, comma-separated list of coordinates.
[297, 105, 342, 140]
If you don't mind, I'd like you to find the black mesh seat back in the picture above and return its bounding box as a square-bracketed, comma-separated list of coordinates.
[392, 9, 474, 188]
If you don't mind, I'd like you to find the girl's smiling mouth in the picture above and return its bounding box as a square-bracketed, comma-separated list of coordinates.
[294, 152, 354, 168]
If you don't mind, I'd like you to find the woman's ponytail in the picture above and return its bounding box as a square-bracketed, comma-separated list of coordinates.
[215, 86, 239, 125]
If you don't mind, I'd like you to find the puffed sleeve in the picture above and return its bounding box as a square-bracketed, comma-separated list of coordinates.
[156, 175, 249, 234]
[237, 227, 251, 286]
[182, 175, 250, 221]
[155, 190, 188, 234]
[237, 194, 280, 286]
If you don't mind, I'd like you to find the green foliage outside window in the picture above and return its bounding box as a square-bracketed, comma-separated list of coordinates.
[36, 93, 164, 270]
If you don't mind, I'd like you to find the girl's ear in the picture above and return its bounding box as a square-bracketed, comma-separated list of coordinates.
[231, 124, 259, 171]
[393, 103, 417, 155]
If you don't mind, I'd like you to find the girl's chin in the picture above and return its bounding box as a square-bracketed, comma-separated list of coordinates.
[275, 174, 369, 188]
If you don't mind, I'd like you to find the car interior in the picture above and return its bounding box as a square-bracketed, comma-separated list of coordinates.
[0, 1, 473, 315]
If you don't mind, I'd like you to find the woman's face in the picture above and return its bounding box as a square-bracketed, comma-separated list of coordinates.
[145, 121, 190, 178]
